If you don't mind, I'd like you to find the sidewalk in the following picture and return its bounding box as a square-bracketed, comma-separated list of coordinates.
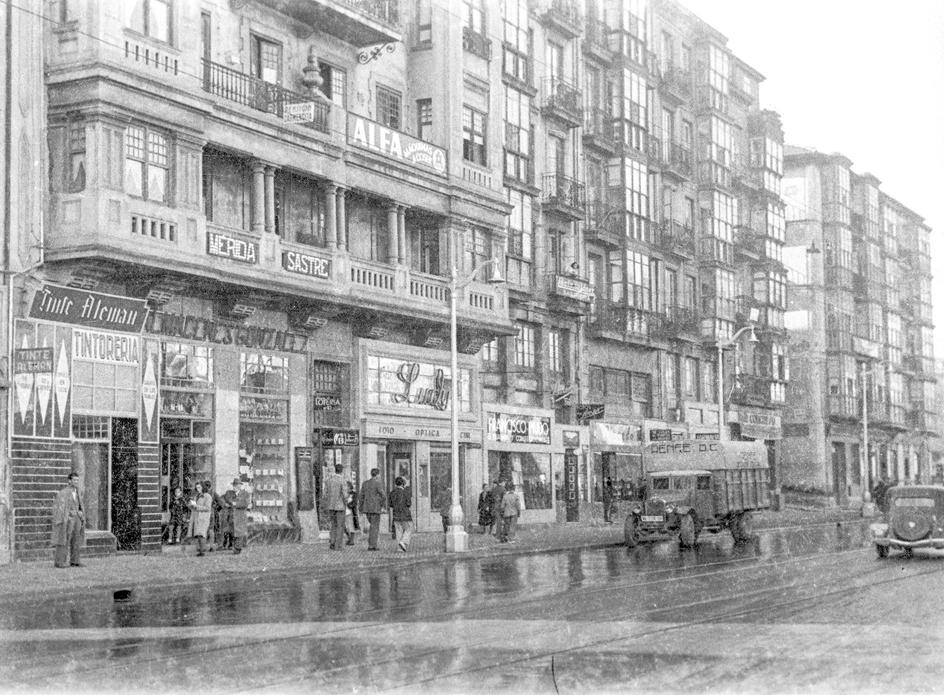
[0, 506, 866, 605]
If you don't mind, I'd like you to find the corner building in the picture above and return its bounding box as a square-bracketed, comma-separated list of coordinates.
[782, 148, 937, 506]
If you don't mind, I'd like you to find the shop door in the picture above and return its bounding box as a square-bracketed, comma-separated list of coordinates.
[831, 442, 848, 506]
[386, 451, 412, 532]
[72, 442, 109, 533]
[111, 418, 140, 551]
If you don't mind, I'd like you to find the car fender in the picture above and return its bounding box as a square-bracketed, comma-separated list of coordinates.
[674, 505, 694, 517]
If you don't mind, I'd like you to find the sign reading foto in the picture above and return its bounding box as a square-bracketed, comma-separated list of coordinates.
[348, 114, 447, 176]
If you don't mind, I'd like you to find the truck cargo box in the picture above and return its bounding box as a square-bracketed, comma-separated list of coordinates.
[643, 440, 768, 472]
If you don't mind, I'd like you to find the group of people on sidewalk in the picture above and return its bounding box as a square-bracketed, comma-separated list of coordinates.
[477, 480, 523, 543]
[323, 465, 414, 552]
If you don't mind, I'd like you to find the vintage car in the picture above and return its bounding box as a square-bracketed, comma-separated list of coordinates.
[871, 484, 944, 558]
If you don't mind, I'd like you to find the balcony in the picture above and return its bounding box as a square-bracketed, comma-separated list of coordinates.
[730, 155, 760, 192]
[702, 296, 737, 322]
[695, 85, 729, 116]
[539, 0, 582, 38]
[541, 77, 583, 127]
[254, 0, 400, 47]
[866, 398, 890, 424]
[902, 298, 934, 326]
[664, 143, 694, 180]
[462, 26, 492, 60]
[730, 375, 775, 408]
[734, 225, 762, 260]
[548, 274, 593, 314]
[898, 246, 932, 274]
[826, 329, 855, 353]
[583, 18, 613, 63]
[907, 408, 938, 433]
[583, 108, 619, 153]
[653, 305, 700, 341]
[827, 394, 858, 419]
[697, 160, 731, 190]
[656, 220, 695, 259]
[541, 173, 585, 219]
[647, 129, 664, 164]
[202, 60, 330, 133]
[584, 202, 622, 247]
[699, 236, 734, 266]
[903, 354, 935, 379]
[825, 266, 853, 288]
[589, 304, 627, 341]
[659, 65, 693, 104]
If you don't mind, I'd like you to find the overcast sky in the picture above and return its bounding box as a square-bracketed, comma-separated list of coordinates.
[678, 0, 944, 353]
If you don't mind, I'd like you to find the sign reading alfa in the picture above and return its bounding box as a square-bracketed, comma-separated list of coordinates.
[348, 114, 447, 176]
[486, 412, 551, 445]
[13, 347, 53, 374]
[30, 284, 149, 333]
[207, 230, 258, 264]
[282, 250, 331, 280]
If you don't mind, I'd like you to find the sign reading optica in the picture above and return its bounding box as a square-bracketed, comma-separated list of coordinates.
[348, 114, 447, 176]
[486, 412, 551, 445]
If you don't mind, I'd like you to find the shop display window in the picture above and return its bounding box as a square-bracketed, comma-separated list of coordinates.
[488, 451, 552, 510]
[161, 343, 214, 386]
[591, 452, 643, 501]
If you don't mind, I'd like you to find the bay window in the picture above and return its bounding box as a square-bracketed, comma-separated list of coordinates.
[126, 125, 168, 203]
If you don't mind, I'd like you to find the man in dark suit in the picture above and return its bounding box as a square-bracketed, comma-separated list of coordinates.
[323, 464, 347, 550]
[358, 468, 387, 550]
[231, 477, 251, 554]
[51, 472, 85, 568]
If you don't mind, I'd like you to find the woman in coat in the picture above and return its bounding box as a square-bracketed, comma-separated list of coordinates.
[477, 484, 493, 534]
[187, 481, 212, 557]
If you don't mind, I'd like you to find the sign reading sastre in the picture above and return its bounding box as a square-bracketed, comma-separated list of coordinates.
[348, 114, 447, 176]
[282, 250, 331, 280]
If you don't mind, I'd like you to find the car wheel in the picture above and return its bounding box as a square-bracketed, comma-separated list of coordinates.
[732, 512, 754, 542]
[679, 514, 696, 548]
[876, 544, 888, 559]
[624, 515, 639, 548]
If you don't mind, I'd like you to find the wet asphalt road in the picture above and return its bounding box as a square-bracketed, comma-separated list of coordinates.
[2, 520, 944, 694]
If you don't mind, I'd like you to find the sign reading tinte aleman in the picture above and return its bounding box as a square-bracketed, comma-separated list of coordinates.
[30, 284, 149, 333]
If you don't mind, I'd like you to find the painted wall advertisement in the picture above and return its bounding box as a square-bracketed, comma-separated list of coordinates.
[13, 320, 72, 439]
[348, 114, 447, 176]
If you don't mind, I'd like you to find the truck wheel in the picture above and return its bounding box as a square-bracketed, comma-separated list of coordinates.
[876, 544, 888, 559]
[733, 512, 754, 542]
[679, 514, 696, 548]
[624, 515, 639, 548]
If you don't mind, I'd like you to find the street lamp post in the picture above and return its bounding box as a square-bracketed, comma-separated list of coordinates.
[716, 325, 759, 441]
[445, 257, 502, 553]
[860, 362, 880, 517]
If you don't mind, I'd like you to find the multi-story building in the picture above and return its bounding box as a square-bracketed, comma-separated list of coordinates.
[9, 0, 796, 560]
[580, 0, 789, 504]
[782, 147, 937, 506]
[0, 0, 46, 564]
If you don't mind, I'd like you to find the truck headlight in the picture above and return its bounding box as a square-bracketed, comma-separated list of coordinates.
[631, 505, 642, 515]
[870, 523, 888, 538]
[664, 504, 675, 514]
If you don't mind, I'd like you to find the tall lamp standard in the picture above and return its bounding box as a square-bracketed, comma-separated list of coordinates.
[716, 323, 759, 440]
[446, 257, 504, 553]
[859, 362, 882, 517]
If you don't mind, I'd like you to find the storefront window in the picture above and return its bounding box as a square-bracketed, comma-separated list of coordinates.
[592, 452, 642, 501]
[239, 352, 289, 522]
[488, 451, 552, 510]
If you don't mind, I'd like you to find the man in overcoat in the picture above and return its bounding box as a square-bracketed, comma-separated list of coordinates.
[323, 464, 347, 550]
[51, 472, 85, 568]
[358, 468, 388, 550]
[231, 477, 250, 554]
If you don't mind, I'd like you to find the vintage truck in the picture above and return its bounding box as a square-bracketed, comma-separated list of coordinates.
[624, 440, 771, 548]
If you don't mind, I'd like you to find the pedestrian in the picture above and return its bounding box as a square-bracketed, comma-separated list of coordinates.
[490, 479, 505, 539]
[168, 487, 188, 545]
[500, 482, 522, 543]
[203, 480, 216, 549]
[477, 483, 493, 534]
[389, 476, 413, 552]
[603, 478, 616, 523]
[359, 468, 388, 551]
[187, 481, 212, 557]
[343, 481, 357, 546]
[51, 471, 85, 568]
[323, 464, 347, 550]
[220, 482, 236, 549]
[231, 476, 250, 554]
[872, 476, 888, 513]
[435, 487, 452, 533]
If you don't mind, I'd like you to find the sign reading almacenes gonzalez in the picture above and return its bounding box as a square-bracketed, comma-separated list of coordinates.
[29, 284, 149, 333]
[347, 114, 447, 176]
[146, 312, 309, 353]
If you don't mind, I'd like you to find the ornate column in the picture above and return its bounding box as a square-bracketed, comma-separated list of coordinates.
[336, 187, 348, 251]
[387, 204, 399, 265]
[398, 205, 408, 266]
[263, 165, 276, 234]
[251, 161, 266, 235]
[325, 183, 338, 249]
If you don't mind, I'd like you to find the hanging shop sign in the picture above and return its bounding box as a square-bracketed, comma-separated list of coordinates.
[313, 393, 342, 411]
[72, 329, 140, 364]
[730, 407, 782, 440]
[348, 114, 447, 176]
[29, 284, 149, 333]
[564, 452, 579, 522]
[576, 403, 605, 422]
[486, 412, 551, 445]
[207, 230, 258, 264]
[282, 250, 331, 280]
[590, 421, 641, 447]
[146, 312, 309, 354]
[318, 428, 360, 447]
[562, 430, 580, 449]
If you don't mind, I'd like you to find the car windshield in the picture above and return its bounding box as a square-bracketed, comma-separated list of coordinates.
[892, 497, 935, 508]
[652, 477, 669, 490]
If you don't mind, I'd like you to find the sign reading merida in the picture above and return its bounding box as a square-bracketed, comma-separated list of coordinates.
[30, 284, 149, 333]
[348, 114, 447, 176]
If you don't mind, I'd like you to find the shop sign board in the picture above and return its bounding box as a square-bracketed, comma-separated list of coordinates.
[282, 250, 331, 280]
[367, 356, 468, 413]
[590, 421, 641, 446]
[564, 452, 579, 522]
[553, 275, 594, 302]
[13, 347, 53, 374]
[648, 428, 676, 442]
[694, 432, 720, 440]
[576, 403, 605, 422]
[732, 407, 782, 440]
[348, 114, 447, 176]
[364, 421, 479, 443]
[72, 328, 140, 364]
[207, 230, 258, 264]
[313, 393, 342, 411]
[319, 428, 360, 447]
[562, 429, 580, 449]
[283, 102, 315, 123]
[146, 312, 309, 354]
[30, 284, 148, 333]
[486, 412, 552, 445]
[239, 396, 287, 422]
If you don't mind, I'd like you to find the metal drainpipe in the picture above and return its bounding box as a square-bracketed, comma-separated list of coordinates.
[2, 0, 13, 564]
